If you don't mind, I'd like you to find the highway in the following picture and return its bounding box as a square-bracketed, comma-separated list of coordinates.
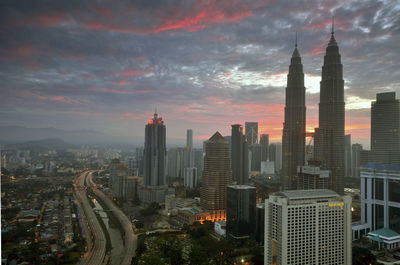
[87, 171, 137, 265]
[75, 172, 107, 265]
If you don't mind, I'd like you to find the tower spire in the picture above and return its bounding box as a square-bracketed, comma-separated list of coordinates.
[154, 106, 158, 119]
[295, 31, 298, 48]
[331, 16, 334, 35]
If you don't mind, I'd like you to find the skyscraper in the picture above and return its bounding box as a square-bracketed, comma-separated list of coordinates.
[231, 124, 249, 185]
[351, 143, 363, 178]
[314, 21, 345, 195]
[250, 143, 262, 172]
[139, 111, 168, 203]
[297, 165, 330, 190]
[269, 143, 282, 174]
[184, 129, 197, 188]
[186, 129, 193, 148]
[260, 134, 269, 161]
[264, 190, 352, 265]
[345, 134, 352, 177]
[226, 185, 256, 243]
[245, 122, 258, 145]
[282, 35, 306, 190]
[200, 132, 232, 220]
[371, 92, 400, 166]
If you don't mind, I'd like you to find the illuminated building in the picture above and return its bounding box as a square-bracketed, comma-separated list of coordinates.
[200, 132, 232, 221]
[138, 111, 168, 204]
[282, 35, 306, 190]
[226, 185, 256, 243]
[264, 189, 352, 265]
[371, 92, 400, 166]
[231, 124, 248, 184]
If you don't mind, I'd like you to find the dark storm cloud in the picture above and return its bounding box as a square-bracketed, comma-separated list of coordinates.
[0, 0, 399, 144]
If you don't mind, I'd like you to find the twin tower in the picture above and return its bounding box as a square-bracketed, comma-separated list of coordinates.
[282, 22, 345, 195]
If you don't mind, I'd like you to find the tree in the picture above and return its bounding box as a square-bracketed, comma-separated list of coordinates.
[352, 247, 378, 265]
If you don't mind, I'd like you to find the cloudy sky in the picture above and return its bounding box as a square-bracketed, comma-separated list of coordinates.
[1, 0, 399, 148]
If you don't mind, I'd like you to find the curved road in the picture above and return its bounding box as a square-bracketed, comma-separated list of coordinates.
[87, 171, 137, 265]
[75, 172, 107, 265]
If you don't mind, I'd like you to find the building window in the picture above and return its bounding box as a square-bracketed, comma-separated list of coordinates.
[375, 204, 384, 230]
[389, 206, 400, 234]
[375, 179, 384, 200]
[389, 180, 400, 203]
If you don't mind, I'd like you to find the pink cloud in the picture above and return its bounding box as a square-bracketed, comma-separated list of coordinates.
[82, 0, 272, 34]
[133, 56, 146, 62]
[120, 69, 152, 77]
[209, 36, 226, 42]
[90, 87, 151, 94]
[6, 13, 67, 28]
[114, 79, 131, 85]
[11, 45, 35, 56]
[37, 95, 81, 105]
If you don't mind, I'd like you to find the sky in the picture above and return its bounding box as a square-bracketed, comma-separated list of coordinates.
[1, 0, 399, 148]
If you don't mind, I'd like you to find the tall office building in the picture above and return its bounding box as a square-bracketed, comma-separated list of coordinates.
[264, 190, 352, 265]
[351, 143, 363, 178]
[269, 143, 282, 174]
[194, 149, 204, 178]
[166, 148, 179, 180]
[282, 36, 306, 190]
[184, 129, 197, 188]
[231, 124, 249, 184]
[135, 147, 144, 176]
[250, 143, 262, 172]
[260, 134, 269, 161]
[345, 134, 352, 177]
[314, 22, 345, 195]
[245, 122, 258, 145]
[226, 185, 256, 243]
[200, 132, 232, 220]
[138, 111, 168, 203]
[186, 129, 193, 148]
[371, 92, 400, 166]
[297, 165, 330, 190]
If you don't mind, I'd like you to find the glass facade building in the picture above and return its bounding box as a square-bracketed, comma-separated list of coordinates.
[226, 185, 256, 243]
[360, 164, 400, 234]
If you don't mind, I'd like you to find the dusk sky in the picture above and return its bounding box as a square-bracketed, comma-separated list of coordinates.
[1, 0, 399, 148]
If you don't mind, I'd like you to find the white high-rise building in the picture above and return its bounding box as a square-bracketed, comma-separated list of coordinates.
[264, 189, 352, 265]
[184, 167, 198, 189]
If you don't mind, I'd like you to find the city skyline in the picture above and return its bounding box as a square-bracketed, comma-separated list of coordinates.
[1, 1, 400, 148]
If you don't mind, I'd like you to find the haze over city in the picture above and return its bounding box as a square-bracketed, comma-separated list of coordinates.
[1, 0, 399, 147]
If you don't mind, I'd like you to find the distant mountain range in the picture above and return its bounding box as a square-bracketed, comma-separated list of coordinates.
[0, 126, 139, 146]
[4, 138, 76, 151]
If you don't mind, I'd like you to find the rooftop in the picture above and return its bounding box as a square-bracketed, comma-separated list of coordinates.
[274, 189, 339, 200]
[369, 228, 400, 239]
[227, 185, 256, 190]
[361, 163, 400, 172]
